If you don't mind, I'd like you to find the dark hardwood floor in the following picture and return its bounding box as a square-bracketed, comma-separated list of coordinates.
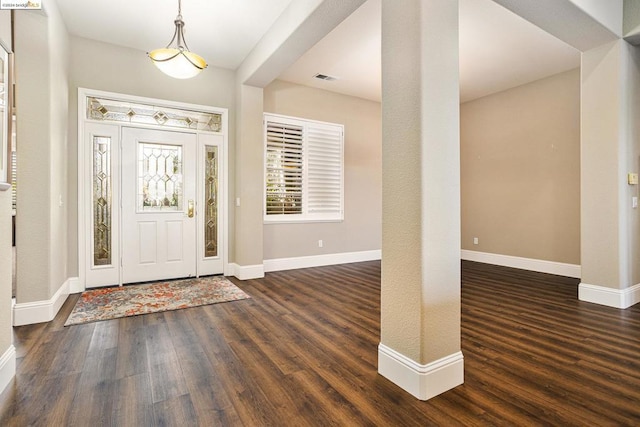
[1, 260, 639, 426]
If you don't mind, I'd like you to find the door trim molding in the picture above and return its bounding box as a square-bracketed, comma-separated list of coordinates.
[77, 88, 229, 290]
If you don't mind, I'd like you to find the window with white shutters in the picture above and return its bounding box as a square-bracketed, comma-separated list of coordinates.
[264, 114, 344, 222]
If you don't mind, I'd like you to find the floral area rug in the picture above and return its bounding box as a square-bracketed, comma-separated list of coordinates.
[64, 276, 250, 326]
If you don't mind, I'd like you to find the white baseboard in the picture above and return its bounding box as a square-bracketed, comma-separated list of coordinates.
[264, 249, 382, 273]
[0, 345, 16, 395]
[579, 282, 640, 309]
[378, 344, 464, 401]
[13, 277, 71, 326]
[68, 277, 83, 294]
[230, 263, 265, 280]
[461, 250, 581, 278]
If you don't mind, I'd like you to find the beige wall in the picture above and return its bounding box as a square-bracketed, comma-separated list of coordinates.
[234, 84, 264, 267]
[15, 1, 70, 302]
[581, 41, 627, 288]
[15, 10, 51, 302]
[68, 36, 237, 275]
[580, 40, 640, 292]
[626, 45, 640, 285]
[262, 80, 382, 260]
[461, 68, 581, 265]
[49, 2, 70, 298]
[0, 9, 12, 361]
[628, 43, 640, 286]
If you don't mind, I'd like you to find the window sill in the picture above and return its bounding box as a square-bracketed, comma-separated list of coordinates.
[264, 218, 344, 225]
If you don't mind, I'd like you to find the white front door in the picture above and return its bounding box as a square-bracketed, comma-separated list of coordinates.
[121, 127, 196, 284]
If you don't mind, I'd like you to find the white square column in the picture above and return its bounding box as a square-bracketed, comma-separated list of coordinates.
[379, 0, 463, 400]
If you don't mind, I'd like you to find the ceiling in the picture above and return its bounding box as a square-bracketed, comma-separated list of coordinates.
[55, 0, 293, 70]
[55, 0, 580, 103]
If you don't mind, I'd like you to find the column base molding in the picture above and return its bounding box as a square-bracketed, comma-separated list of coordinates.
[378, 343, 464, 401]
[578, 282, 640, 309]
[230, 263, 265, 280]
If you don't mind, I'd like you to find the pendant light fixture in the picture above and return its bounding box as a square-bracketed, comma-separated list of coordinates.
[148, 0, 207, 79]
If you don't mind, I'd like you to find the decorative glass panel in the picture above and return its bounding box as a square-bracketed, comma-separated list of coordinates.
[138, 143, 183, 211]
[93, 136, 111, 266]
[204, 146, 218, 257]
[87, 97, 223, 132]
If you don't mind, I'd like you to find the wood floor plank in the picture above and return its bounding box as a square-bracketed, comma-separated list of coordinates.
[111, 373, 156, 426]
[1, 260, 640, 425]
[144, 314, 189, 404]
[153, 394, 198, 427]
[184, 375, 243, 426]
[115, 314, 149, 379]
[86, 318, 119, 355]
[67, 376, 116, 426]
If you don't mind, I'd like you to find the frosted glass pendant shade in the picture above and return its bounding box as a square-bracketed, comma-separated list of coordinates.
[149, 48, 207, 79]
[148, 0, 207, 79]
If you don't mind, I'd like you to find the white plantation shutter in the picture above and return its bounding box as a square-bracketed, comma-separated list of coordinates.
[264, 114, 344, 222]
[265, 120, 303, 215]
[307, 123, 343, 217]
[11, 151, 16, 211]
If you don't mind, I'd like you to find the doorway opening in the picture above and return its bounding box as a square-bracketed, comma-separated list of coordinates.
[78, 89, 229, 291]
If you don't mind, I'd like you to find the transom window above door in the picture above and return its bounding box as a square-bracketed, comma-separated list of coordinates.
[86, 96, 223, 133]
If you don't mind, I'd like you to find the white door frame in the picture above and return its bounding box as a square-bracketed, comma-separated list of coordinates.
[77, 88, 230, 291]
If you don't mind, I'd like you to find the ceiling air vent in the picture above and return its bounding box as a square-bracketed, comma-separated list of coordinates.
[313, 73, 338, 82]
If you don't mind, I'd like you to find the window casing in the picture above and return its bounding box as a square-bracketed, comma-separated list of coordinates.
[264, 113, 344, 222]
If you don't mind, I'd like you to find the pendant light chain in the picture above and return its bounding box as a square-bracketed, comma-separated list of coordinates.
[176, 0, 191, 53]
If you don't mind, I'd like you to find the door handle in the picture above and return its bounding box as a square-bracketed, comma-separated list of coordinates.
[188, 200, 194, 218]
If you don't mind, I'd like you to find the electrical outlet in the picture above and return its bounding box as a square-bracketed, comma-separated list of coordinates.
[318, 240, 323, 248]
[473, 237, 479, 245]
